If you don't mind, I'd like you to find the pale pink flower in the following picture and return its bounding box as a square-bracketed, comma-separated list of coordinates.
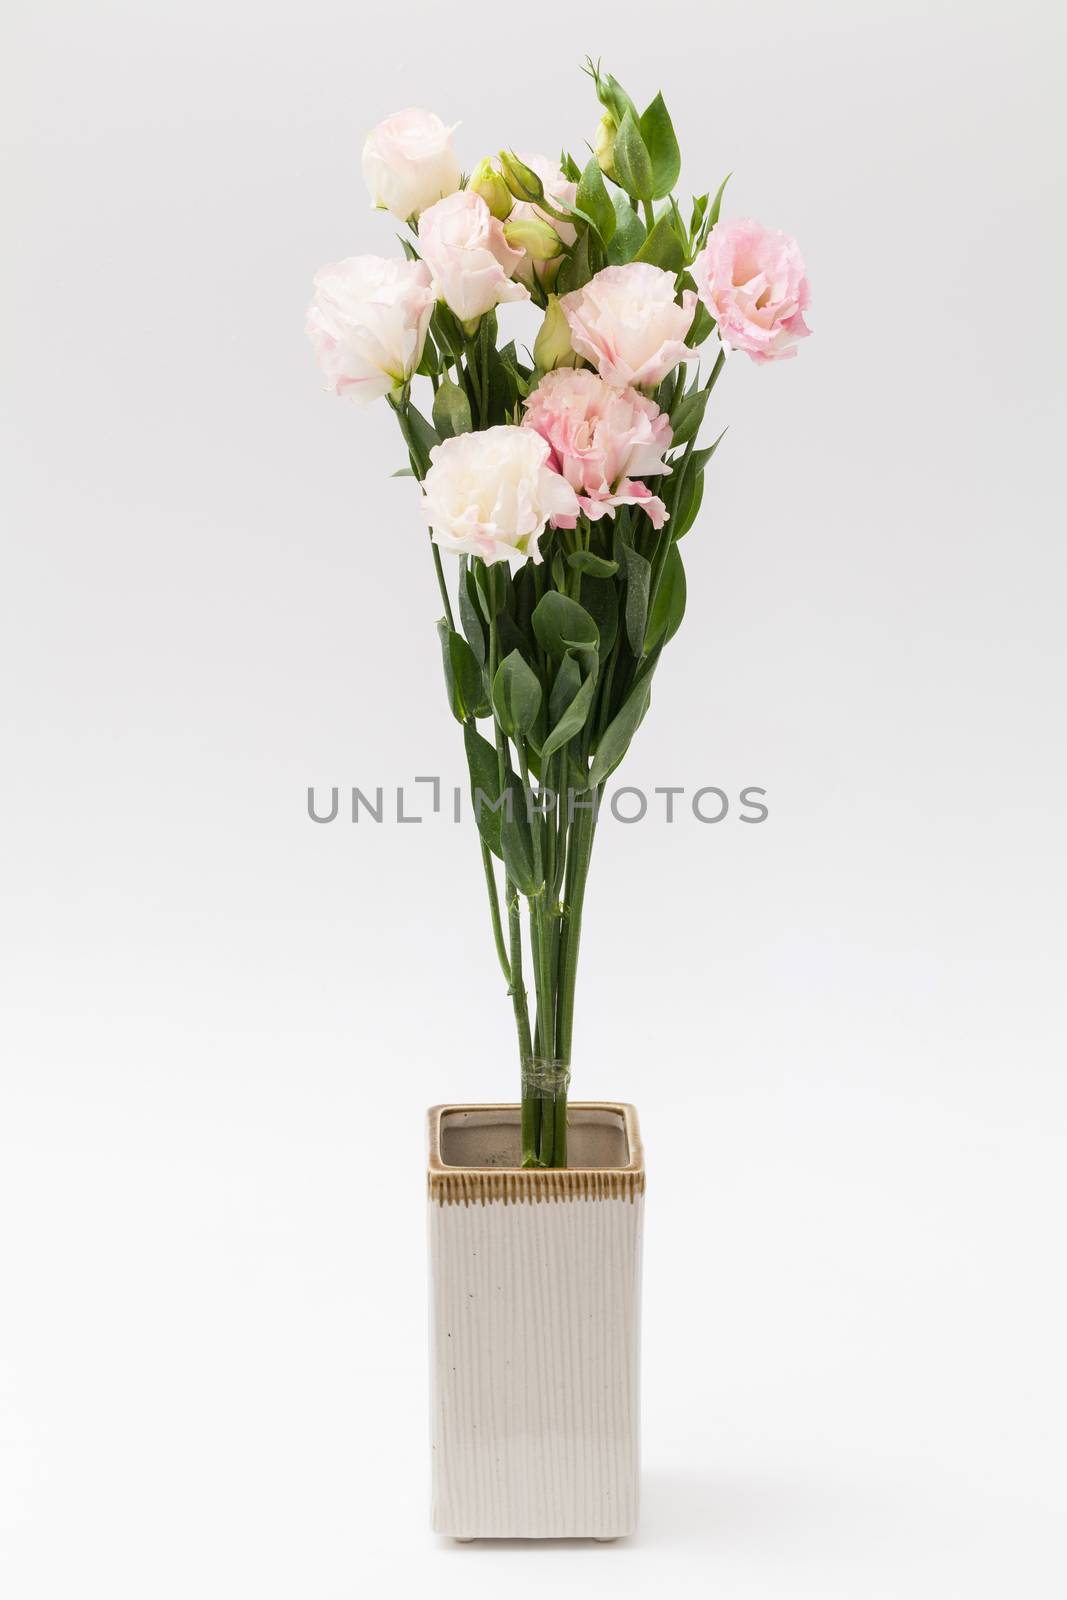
[417, 191, 529, 327]
[692, 219, 811, 363]
[523, 368, 673, 530]
[361, 108, 461, 221]
[420, 426, 579, 566]
[560, 263, 699, 389]
[306, 255, 434, 405]
[509, 153, 577, 288]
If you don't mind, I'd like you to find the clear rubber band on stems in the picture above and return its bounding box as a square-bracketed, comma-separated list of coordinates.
[521, 1057, 571, 1100]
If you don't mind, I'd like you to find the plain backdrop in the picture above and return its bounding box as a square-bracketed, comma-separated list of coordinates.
[3, 1, 1066, 1595]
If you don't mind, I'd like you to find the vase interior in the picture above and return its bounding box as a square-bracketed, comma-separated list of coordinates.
[438, 1104, 630, 1170]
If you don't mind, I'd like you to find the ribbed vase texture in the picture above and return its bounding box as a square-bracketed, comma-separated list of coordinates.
[429, 1191, 644, 1538]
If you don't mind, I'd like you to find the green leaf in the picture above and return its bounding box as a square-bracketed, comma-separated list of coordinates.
[555, 227, 605, 296]
[575, 156, 616, 244]
[431, 377, 473, 439]
[496, 610, 528, 665]
[560, 149, 583, 183]
[566, 550, 619, 578]
[548, 652, 583, 727]
[689, 429, 728, 479]
[635, 212, 686, 273]
[472, 555, 511, 617]
[437, 621, 488, 722]
[613, 108, 653, 203]
[482, 322, 520, 421]
[708, 171, 731, 228]
[463, 722, 504, 858]
[579, 574, 619, 657]
[531, 591, 599, 658]
[500, 776, 542, 896]
[416, 330, 440, 378]
[589, 672, 654, 788]
[431, 302, 467, 360]
[390, 467, 415, 478]
[654, 366, 683, 417]
[639, 92, 681, 200]
[492, 649, 542, 737]
[541, 666, 597, 760]
[457, 558, 486, 666]
[606, 193, 646, 265]
[497, 340, 531, 400]
[397, 402, 440, 478]
[645, 544, 687, 651]
[670, 382, 711, 447]
[672, 470, 704, 541]
[469, 557, 492, 623]
[686, 301, 715, 349]
[620, 542, 651, 655]
[668, 427, 727, 540]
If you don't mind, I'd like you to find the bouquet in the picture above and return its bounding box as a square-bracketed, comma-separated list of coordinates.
[307, 60, 811, 1169]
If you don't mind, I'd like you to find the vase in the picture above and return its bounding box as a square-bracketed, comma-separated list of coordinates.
[427, 1101, 645, 1540]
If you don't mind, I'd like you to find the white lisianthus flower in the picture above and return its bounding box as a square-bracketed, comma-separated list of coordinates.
[361, 108, 461, 221]
[306, 256, 434, 405]
[417, 191, 529, 327]
[420, 427, 579, 566]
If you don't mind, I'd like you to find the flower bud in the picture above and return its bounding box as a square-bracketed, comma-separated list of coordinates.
[594, 113, 619, 183]
[498, 150, 545, 203]
[503, 217, 564, 261]
[469, 158, 513, 222]
[533, 296, 579, 371]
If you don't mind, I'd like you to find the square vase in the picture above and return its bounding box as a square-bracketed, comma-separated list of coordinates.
[427, 1102, 645, 1540]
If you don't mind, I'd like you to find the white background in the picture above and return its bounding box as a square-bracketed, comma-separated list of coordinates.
[4, 1, 1066, 1594]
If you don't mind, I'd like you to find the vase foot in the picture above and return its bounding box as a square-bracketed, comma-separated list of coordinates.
[593, 1536, 618, 1543]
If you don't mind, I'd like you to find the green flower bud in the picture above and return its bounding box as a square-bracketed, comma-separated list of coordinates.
[533, 296, 579, 371]
[469, 158, 512, 222]
[498, 150, 545, 204]
[594, 113, 619, 183]
[503, 217, 564, 262]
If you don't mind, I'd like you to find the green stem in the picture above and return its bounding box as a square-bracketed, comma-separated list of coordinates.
[465, 335, 484, 421]
[517, 739, 553, 1039]
[431, 539, 455, 631]
[477, 828, 511, 986]
[556, 794, 597, 1077]
[488, 567, 538, 1164]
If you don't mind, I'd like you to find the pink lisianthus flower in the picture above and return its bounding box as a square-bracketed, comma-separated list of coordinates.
[418, 190, 529, 327]
[560, 263, 699, 390]
[522, 368, 673, 530]
[692, 219, 811, 363]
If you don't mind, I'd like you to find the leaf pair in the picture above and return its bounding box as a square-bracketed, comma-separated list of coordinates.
[613, 93, 681, 204]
